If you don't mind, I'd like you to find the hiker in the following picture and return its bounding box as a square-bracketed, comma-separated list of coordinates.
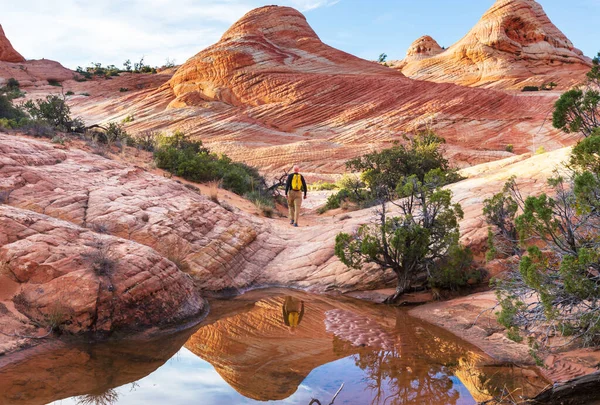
[285, 165, 307, 227]
[282, 296, 304, 329]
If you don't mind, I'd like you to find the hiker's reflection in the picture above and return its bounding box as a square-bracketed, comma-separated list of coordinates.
[282, 296, 304, 330]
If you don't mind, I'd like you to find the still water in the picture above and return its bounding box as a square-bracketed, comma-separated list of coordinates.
[0, 289, 548, 405]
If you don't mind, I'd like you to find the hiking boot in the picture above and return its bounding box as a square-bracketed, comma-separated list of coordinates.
[290, 220, 295, 225]
[294, 223, 298, 227]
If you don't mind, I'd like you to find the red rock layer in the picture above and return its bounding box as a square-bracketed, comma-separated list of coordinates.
[0, 134, 394, 294]
[395, 0, 592, 89]
[0, 204, 205, 334]
[401, 35, 444, 64]
[0, 25, 25, 63]
[126, 5, 575, 177]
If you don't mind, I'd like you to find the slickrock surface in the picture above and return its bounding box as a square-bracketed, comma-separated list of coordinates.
[0, 134, 394, 295]
[0, 59, 75, 88]
[394, 0, 592, 89]
[55, 5, 575, 180]
[0, 204, 205, 341]
[0, 25, 24, 63]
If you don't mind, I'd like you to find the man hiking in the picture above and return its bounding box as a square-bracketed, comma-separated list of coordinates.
[285, 165, 307, 227]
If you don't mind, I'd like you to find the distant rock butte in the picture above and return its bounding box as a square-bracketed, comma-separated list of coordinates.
[0, 25, 24, 63]
[169, 5, 400, 107]
[393, 0, 592, 89]
[0, 24, 74, 87]
[105, 4, 575, 177]
[403, 35, 444, 63]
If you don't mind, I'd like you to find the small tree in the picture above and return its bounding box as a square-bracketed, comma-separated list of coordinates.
[123, 59, 132, 72]
[492, 134, 600, 347]
[378, 53, 388, 63]
[483, 177, 523, 260]
[552, 51, 600, 137]
[336, 170, 464, 303]
[22, 94, 85, 133]
[335, 133, 466, 303]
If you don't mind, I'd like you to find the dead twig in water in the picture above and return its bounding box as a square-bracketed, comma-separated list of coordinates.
[329, 383, 344, 405]
[308, 383, 344, 405]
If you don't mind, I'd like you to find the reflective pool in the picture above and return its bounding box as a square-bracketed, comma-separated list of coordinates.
[0, 289, 549, 405]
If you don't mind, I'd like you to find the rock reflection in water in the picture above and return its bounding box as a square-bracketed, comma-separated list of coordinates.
[0, 327, 195, 405]
[0, 290, 550, 405]
[186, 290, 549, 404]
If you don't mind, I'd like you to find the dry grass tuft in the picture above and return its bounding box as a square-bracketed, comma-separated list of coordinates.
[159, 236, 191, 272]
[208, 180, 221, 204]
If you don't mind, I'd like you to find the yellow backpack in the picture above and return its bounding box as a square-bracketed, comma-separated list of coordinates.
[292, 174, 302, 191]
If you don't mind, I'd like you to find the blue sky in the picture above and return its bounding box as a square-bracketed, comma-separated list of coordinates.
[1, 0, 598, 70]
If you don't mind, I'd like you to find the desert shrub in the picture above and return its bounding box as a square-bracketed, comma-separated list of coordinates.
[51, 135, 65, 145]
[79, 63, 121, 78]
[321, 188, 351, 212]
[47, 78, 62, 87]
[0, 78, 25, 100]
[246, 190, 275, 217]
[65, 91, 74, 96]
[88, 222, 110, 234]
[6, 78, 19, 90]
[104, 122, 133, 146]
[336, 170, 465, 303]
[44, 301, 70, 332]
[0, 117, 19, 130]
[428, 244, 477, 291]
[552, 53, 599, 137]
[21, 119, 56, 138]
[134, 130, 159, 151]
[80, 92, 90, 97]
[22, 95, 85, 133]
[541, 82, 558, 91]
[75, 389, 120, 405]
[132, 57, 156, 74]
[490, 132, 600, 347]
[119, 87, 129, 92]
[535, 146, 546, 155]
[505, 144, 514, 153]
[75, 66, 92, 80]
[335, 133, 465, 303]
[0, 94, 27, 121]
[522, 86, 539, 92]
[153, 131, 267, 196]
[83, 241, 117, 276]
[121, 114, 134, 123]
[310, 181, 338, 191]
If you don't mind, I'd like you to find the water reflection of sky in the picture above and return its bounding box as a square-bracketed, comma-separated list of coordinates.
[51, 348, 476, 405]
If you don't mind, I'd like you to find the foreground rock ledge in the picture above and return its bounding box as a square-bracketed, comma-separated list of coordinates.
[0, 204, 206, 352]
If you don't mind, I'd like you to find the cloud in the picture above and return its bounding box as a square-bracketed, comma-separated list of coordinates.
[287, 0, 340, 11]
[1, 0, 342, 69]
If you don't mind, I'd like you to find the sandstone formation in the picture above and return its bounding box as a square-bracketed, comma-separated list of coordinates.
[0, 134, 395, 296]
[57, 5, 577, 180]
[0, 25, 74, 88]
[0, 204, 205, 332]
[394, 0, 592, 89]
[0, 59, 76, 88]
[0, 25, 25, 63]
[394, 35, 444, 68]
